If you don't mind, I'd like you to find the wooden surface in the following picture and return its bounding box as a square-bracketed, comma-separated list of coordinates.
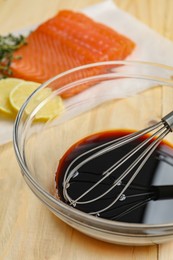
[0, 0, 173, 259]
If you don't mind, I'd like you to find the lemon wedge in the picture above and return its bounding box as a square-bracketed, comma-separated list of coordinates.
[9, 81, 63, 121]
[0, 78, 23, 115]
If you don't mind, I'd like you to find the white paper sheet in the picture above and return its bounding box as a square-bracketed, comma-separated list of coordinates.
[1, 0, 173, 145]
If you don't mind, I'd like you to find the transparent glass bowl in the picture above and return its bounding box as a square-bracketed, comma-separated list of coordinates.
[13, 61, 173, 246]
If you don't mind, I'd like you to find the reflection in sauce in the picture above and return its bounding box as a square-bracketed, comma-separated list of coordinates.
[56, 130, 173, 224]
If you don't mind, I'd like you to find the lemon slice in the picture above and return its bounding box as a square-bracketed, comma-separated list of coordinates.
[9, 81, 41, 111]
[9, 81, 63, 121]
[0, 78, 23, 115]
[34, 96, 63, 121]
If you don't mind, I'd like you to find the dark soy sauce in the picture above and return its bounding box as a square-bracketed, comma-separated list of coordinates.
[56, 130, 173, 224]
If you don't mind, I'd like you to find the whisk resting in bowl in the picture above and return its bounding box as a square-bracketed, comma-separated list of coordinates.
[62, 111, 173, 216]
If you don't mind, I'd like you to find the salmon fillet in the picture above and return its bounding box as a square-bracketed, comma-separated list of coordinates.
[11, 10, 135, 97]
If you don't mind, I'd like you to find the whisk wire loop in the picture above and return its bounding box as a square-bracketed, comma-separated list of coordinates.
[69, 125, 167, 206]
[62, 111, 173, 215]
[63, 122, 165, 204]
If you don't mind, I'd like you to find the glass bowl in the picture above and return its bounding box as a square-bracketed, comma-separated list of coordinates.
[13, 61, 173, 246]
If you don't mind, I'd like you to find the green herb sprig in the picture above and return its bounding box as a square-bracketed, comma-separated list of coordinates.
[0, 34, 27, 78]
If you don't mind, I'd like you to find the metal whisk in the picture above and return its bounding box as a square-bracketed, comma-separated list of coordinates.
[62, 111, 173, 216]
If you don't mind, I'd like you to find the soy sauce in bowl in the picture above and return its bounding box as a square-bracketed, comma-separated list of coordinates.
[56, 130, 173, 224]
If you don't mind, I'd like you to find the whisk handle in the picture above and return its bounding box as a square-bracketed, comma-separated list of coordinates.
[153, 185, 173, 200]
[162, 111, 173, 131]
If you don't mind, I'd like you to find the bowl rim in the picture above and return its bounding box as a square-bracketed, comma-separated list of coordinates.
[13, 60, 173, 232]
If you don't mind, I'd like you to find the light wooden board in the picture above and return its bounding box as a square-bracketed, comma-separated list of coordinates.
[0, 0, 173, 259]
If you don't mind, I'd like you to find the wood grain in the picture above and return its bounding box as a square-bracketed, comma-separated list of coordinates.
[0, 0, 173, 259]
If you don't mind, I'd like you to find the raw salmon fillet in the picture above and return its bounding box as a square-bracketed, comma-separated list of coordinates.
[11, 10, 135, 97]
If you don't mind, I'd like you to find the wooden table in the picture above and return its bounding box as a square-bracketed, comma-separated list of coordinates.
[0, 0, 173, 259]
